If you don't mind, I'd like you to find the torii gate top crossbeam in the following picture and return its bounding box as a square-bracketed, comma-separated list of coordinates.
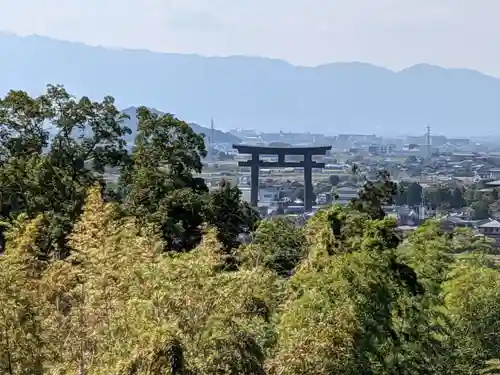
[232, 144, 331, 156]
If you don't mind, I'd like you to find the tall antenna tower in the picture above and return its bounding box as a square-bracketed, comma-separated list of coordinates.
[426, 125, 431, 158]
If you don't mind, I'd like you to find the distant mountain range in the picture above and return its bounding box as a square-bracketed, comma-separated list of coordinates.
[121, 106, 240, 144]
[1, 32, 500, 136]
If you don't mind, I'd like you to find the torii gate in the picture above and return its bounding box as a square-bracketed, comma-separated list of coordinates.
[233, 144, 332, 212]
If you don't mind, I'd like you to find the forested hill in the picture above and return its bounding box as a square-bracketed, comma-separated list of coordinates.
[2, 32, 500, 135]
[121, 106, 241, 144]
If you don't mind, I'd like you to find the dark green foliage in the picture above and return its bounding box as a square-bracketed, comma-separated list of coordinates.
[121, 338, 187, 375]
[207, 180, 259, 251]
[395, 182, 423, 207]
[350, 169, 398, 219]
[249, 217, 306, 277]
[425, 185, 467, 210]
[328, 174, 340, 186]
[120, 109, 258, 252]
[0, 85, 131, 257]
[0, 89, 259, 255]
[120, 106, 209, 251]
[471, 200, 491, 220]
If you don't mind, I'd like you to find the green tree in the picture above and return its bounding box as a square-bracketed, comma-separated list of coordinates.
[464, 187, 477, 206]
[6, 84, 500, 375]
[491, 188, 499, 201]
[350, 170, 398, 220]
[470, 201, 491, 220]
[328, 174, 340, 186]
[451, 187, 467, 209]
[207, 180, 259, 251]
[240, 217, 306, 277]
[443, 259, 500, 373]
[0, 85, 131, 257]
[396, 181, 423, 207]
[120, 106, 209, 251]
[425, 185, 465, 210]
[451, 227, 496, 254]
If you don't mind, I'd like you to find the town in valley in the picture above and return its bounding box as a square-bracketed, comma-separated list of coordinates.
[200, 125, 500, 244]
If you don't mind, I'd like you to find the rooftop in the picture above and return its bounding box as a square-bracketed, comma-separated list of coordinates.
[479, 220, 500, 228]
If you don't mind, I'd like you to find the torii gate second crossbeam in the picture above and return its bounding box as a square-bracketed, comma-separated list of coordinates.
[233, 144, 332, 212]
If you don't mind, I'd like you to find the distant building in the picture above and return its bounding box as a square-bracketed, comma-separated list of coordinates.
[475, 167, 500, 181]
[478, 219, 500, 244]
[259, 187, 280, 203]
[486, 180, 500, 187]
[284, 205, 306, 215]
[448, 138, 472, 147]
[338, 134, 380, 143]
[439, 215, 475, 232]
[405, 135, 447, 147]
[438, 215, 500, 246]
[451, 152, 477, 162]
[239, 187, 252, 203]
[368, 144, 396, 155]
[483, 169, 500, 180]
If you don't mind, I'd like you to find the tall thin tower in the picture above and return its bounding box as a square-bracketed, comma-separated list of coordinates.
[426, 125, 431, 158]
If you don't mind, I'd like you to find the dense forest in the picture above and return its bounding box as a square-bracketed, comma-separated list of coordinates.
[1, 86, 500, 374]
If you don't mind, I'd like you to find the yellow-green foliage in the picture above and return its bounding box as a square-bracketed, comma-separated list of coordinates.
[1, 187, 282, 374]
[3, 187, 500, 374]
[238, 217, 306, 277]
[443, 260, 500, 371]
[270, 251, 392, 375]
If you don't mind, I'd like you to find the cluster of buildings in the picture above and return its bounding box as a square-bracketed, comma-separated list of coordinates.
[226, 129, 481, 157]
[439, 214, 500, 245]
[203, 128, 500, 246]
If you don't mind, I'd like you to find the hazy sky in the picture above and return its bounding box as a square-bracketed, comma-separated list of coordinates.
[1, 0, 500, 75]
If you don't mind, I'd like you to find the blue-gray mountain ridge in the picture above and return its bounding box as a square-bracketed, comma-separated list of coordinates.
[120, 106, 240, 145]
[1, 32, 499, 136]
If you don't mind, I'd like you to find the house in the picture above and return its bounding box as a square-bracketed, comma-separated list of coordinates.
[476, 168, 500, 180]
[368, 144, 396, 155]
[487, 180, 500, 187]
[478, 219, 500, 244]
[439, 214, 475, 232]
